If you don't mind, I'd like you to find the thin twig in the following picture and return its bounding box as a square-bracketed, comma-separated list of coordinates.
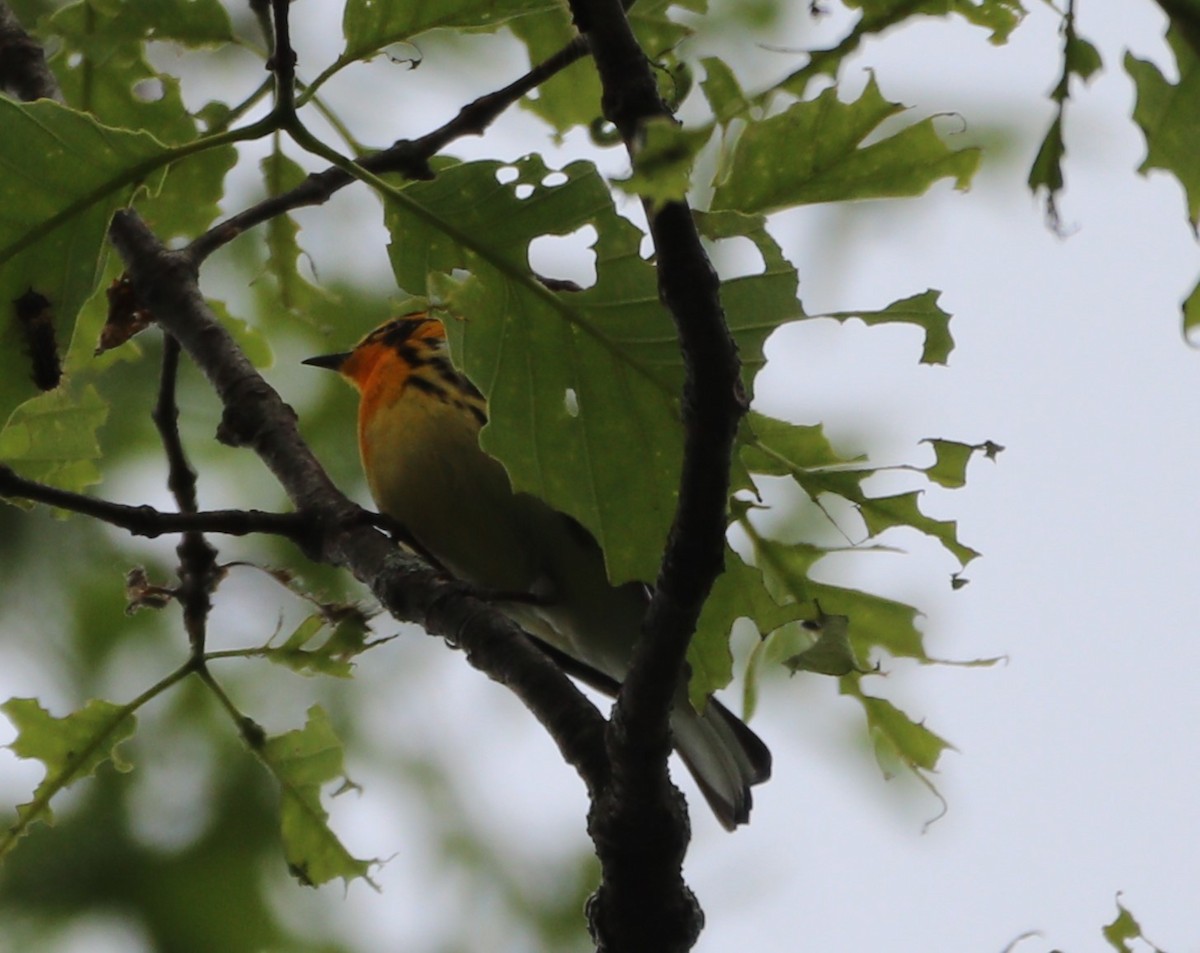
[152, 335, 220, 654]
[0, 464, 312, 538]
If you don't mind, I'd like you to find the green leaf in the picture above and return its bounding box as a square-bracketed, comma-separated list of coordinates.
[815, 289, 955, 365]
[265, 613, 370, 678]
[0, 99, 168, 430]
[0, 383, 108, 493]
[1027, 114, 1066, 209]
[687, 546, 808, 707]
[45, 0, 237, 240]
[1066, 33, 1103, 82]
[694, 210, 806, 397]
[613, 117, 713, 204]
[261, 150, 332, 319]
[341, 0, 557, 65]
[1185, 273, 1200, 336]
[781, 607, 862, 676]
[511, 0, 703, 136]
[844, 0, 1024, 44]
[1103, 897, 1166, 953]
[700, 56, 752, 126]
[753, 536, 931, 661]
[859, 490, 979, 567]
[261, 706, 377, 888]
[846, 678, 953, 779]
[387, 156, 802, 582]
[921, 438, 1001, 488]
[208, 299, 274, 370]
[711, 75, 980, 215]
[1027, 11, 1101, 227]
[509, 6, 601, 136]
[1, 697, 136, 853]
[1126, 31, 1200, 231]
[742, 411, 979, 570]
[46, 0, 234, 48]
[741, 410, 863, 475]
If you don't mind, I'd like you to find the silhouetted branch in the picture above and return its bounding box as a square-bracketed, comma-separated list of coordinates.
[152, 334, 221, 653]
[0, 464, 313, 540]
[567, 0, 744, 949]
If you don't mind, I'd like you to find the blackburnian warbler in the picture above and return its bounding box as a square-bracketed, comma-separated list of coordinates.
[305, 314, 770, 828]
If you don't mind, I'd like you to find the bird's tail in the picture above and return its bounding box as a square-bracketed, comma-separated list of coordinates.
[671, 698, 772, 830]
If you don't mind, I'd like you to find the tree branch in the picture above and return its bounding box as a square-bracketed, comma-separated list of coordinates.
[152, 334, 221, 653]
[566, 0, 744, 950]
[0, 463, 313, 541]
[108, 207, 611, 801]
[0, 3, 63, 103]
[187, 34, 590, 264]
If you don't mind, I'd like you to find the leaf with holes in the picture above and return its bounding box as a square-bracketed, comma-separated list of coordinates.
[0, 100, 167, 430]
[385, 157, 803, 582]
[687, 546, 807, 708]
[1, 697, 136, 856]
[261, 706, 377, 888]
[812, 289, 954, 365]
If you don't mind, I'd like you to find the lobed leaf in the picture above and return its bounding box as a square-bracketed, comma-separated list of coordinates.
[0, 99, 168, 429]
[261, 706, 377, 888]
[1103, 898, 1166, 953]
[511, 0, 703, 136]
[1, 697, 136, 854]
[261, 150, 333, 320]
[753, 537, 929, 662]
[843, 677, 953, 780]
[921, 438, 1001, 488]
[843, 0, 1024, 44]
[45, 0, 238, 240]
[265, 613, 370, 679]
[813, 288, 955, 365]
[1126, 31, 1200, 231]
[711, 75, 980, 215]
[341, 0, 558, 68]
[859, 490, 979, 567]
[687, 546, 807, 707]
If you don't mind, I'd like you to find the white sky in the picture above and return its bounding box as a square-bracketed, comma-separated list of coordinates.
[312, 4, 1200, 951]
[4, 3, 1198, 952]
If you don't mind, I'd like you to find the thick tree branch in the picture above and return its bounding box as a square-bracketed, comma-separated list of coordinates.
[567, 0, 745, 950]
[0, 3, 63, 103]
[187, 34, 590, 264]
[108, 207, 610, 799]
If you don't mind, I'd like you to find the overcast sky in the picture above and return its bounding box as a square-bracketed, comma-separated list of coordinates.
[4, 3, 1198, 952]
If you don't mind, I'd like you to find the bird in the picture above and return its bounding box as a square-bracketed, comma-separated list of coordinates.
[305, 313, 771, 828]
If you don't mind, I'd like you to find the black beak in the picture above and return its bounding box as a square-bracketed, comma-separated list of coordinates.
[302, 352, 350, 371]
